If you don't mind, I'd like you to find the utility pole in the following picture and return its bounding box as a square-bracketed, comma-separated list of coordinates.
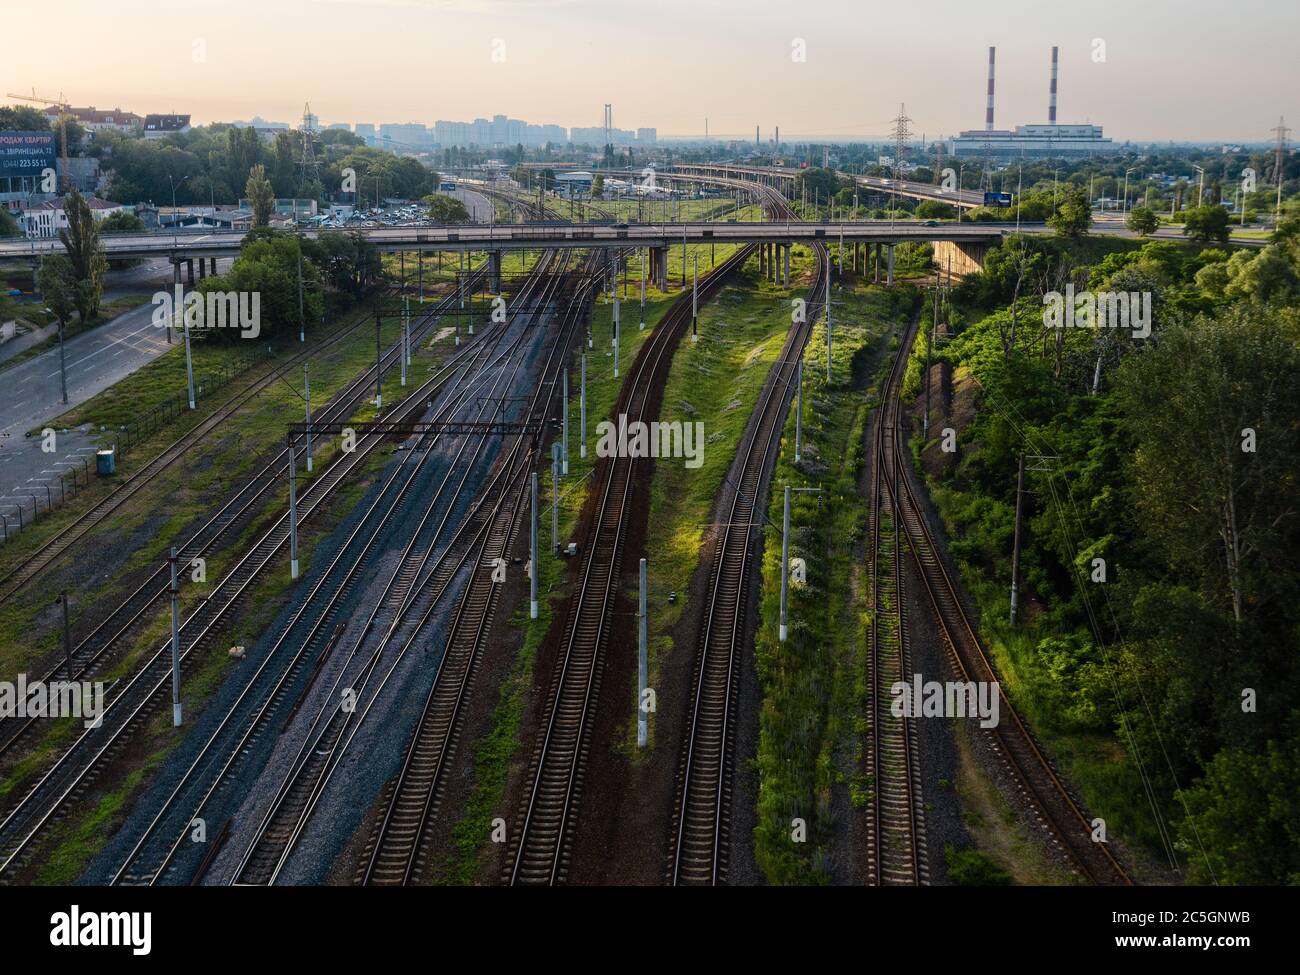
[297, 245, 305, 343]
[562, 365, 569, 475]
[613, 293, 620, 379]
[794, 359, 803, 464]
[169, 547, 182, 726]
[288, 439, 300, 581]
[60, 590, 72, 678]
[639, 247, 646, 329]
[779, 485, 791, 641]
[691, 253, 698, 341]
[530, 471, 539, 619]
[924, 290, 934, 438]
[825, 286, 833, 382]
[56, 314, 67, 404]
[401, 294, 409, 387]
[638, 557, 648, 748]
[374, 307, 383, 411]
[551, 443, 560, 553]
[304, 363, 313, 473]
[1009, 454, 1025, 625]
[181, 287, 195, 410]
[579, 353, 588, 459]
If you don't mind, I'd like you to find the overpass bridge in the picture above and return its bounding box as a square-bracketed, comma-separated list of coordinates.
[672, 163, 984, 209]
[0, 220, 1007, 288]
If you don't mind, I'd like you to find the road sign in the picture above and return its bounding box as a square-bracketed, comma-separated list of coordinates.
[984, 191, 1013, 207]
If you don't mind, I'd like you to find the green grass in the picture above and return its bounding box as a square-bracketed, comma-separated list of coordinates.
[749, 276, 903, 884]
[440, 241, 762, 880]
[632, 245, 821, 755]
[0, 291, 465, 818]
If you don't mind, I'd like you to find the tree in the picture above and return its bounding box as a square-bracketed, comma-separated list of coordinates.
[591, 173, 605, 198]
[1126, 205, 1158, 237]
[198, 233, 325, 342]
[423, 195, 470, 224]
[99, 210, 145, 234]
[1114, 304, 1300, 625]
[58, 189, 107, 322]
[915, 200, 956, 220]
[1178, 723, 1300, 884]
[314, 231, 382, 295]
[246, 164, 275, 228]
[1182, 204, 1230, 244]
[0, 208, 18, 238]
[0, 105, 51, 131]
[38, 255, 78, 326]
[1048, 186, 1091, 237]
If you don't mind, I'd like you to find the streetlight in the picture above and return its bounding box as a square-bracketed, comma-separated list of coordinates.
[44, 306, 67, 404]
[1123, 168, 1136, 214]
[1193, 165, 1205, 207]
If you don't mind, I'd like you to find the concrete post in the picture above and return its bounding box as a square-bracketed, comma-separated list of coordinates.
[580, 353, 587, 459]
[638, 557, 648, 748]
[530, 471, 539, 619]
[562, 365, 569, 475]
[887, 243, 894, 287]
[779, 486, 790, 642]
[794, 360, 803, 463]
[170, 547, 182, 725]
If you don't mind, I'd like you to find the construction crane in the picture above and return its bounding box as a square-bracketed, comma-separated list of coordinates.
[5, 88, 71, 191]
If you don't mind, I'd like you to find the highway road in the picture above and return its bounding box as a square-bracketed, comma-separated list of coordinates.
[0, 299, 166, 439]
[0, 299, 168, 537]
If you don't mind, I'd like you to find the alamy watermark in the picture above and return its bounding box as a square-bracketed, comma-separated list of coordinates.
[0, 675, 106, 728]
[594, 413, 705, 468]
[1042, 285, 1151, 339]
[151, 285, 261, 338]
[891, 674, 1000, 728]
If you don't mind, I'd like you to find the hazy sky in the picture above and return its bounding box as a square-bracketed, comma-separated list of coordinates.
[4, 0, 1296, 142]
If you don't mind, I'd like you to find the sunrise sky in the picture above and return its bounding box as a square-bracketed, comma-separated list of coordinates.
[3, 0, 1295, 142]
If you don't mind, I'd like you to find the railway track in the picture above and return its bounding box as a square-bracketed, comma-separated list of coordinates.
[0, 282, 453, 608]
[106, 262, 561, 886]
[357, 257, 599, 885]
[0, 274, 493, 765]
[886, 319, 1130, 886]
[0, 258, 552, 882]
[864, 313, 927, 886]
[223, 254, 577, 886]
[665, 188, 827, 885]
[503, 240, 757, 885]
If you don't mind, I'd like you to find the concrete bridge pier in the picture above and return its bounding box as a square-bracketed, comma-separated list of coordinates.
[874, 243, 881, 284]
[783, 244, 791, 287]
[887, 244, 894, 287]
[931, 239, 989, 277]
[185, 259, 195, 286]
[489, 250, 502, 293]
[649, 245, 668, 292]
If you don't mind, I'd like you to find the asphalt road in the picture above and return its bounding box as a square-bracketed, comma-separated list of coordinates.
[0, 299, 167, 440]
[0, 299, 168, 535]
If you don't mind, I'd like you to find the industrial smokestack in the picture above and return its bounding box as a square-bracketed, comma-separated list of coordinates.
[986, 46, 996, 131]
[1049, 45, 1058, 124]
[775, 125, 779, 149]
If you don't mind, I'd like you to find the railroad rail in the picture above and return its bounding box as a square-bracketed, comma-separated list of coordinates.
[357, 257, 600, 886]
[864, 312, 928, 885]
[887, 319, 1130, 886]
[0, 258, 553, 882]
[223, 254, 577, 886]
[503, 233, 761, 885]
[0, 271, 491, 765]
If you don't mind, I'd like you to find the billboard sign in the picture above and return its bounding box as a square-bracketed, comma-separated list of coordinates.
[983, 191, 1013, 207]
[0, 131, 56, 180]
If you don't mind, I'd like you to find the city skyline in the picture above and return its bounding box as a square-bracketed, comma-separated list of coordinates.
[3, 0, 1296, 143]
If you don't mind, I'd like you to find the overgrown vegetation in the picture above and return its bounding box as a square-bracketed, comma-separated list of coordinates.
[923, 216, 1300, 883]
